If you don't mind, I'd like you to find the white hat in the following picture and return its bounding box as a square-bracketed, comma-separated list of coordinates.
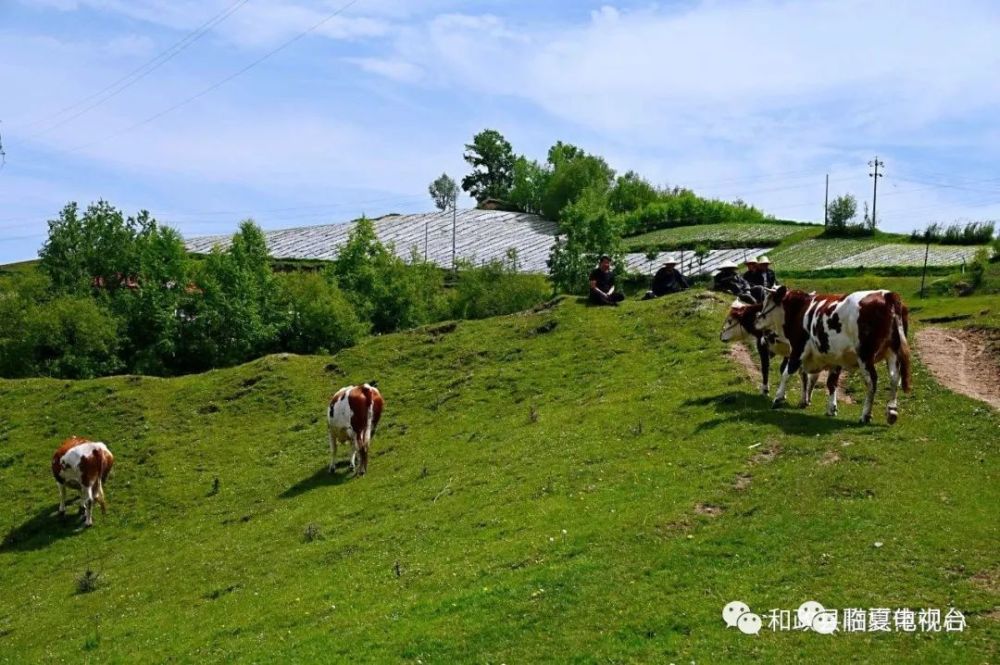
[717, 260, 739, 270]
[756, 255, 771, 264]
[662, 255, 679, 265]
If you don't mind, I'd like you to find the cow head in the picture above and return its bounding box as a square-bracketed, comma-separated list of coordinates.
[720, 300, 754, 342]
[755, 285, 787, 332]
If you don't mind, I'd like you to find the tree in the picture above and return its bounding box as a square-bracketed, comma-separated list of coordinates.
[461, 129, 515, 204]
[540, 143, 615, 220]
[428, 173, 458, 211]
[608, 171, 659, 214]
[507, 156, 548, 215]
[827, 194, 858, 230]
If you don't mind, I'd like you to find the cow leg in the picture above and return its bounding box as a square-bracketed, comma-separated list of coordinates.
[826, 367, 842, 417]
[81, 485, 94, 527]
[349, 434, 359, 475]
[885, 352, 901, 424]
[757, 340, 770, 395]
[772, 356, 799, 408]
[357, 446, 369, 477]
[798, 371, 818, 408]
[327, 425, 338, 473]
[57, 482, 67, 517]
[857, 359, 878, 424]
[94, 479, 107, 514]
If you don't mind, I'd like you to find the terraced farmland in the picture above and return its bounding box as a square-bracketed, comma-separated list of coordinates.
[769, 238, 986, 271]
[624, 222, 813, 251]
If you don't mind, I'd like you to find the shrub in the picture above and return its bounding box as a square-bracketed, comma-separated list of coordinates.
[451, 250, 550, 319]
[7, 296, 122, 379]
[912, 221, 995, 245]
[75, 569, 101, 594]
[276, 272, 365, 354]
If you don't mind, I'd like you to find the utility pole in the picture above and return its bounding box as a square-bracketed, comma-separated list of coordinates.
[868, 156, 884, 230]
[824, 173, 829, 226]
[451, 191, 457, 271]
[919, 229, 931, 298]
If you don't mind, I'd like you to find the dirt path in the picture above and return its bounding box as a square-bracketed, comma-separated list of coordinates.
[727, 343, 854, 403]
[916, 327, 1000, 410]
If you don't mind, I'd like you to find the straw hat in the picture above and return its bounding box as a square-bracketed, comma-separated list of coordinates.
[717, 260, 739, 270]
[756, 255, 771, 264]
[662, 255, 679, 265]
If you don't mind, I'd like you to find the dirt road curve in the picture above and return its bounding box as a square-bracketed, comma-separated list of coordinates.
[916, 327, 1000, 410]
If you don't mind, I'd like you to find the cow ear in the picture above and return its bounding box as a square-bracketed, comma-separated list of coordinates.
[775, 285, 787, 301]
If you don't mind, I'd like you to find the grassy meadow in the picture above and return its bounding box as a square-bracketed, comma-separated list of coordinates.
[0, 279, 998, 664]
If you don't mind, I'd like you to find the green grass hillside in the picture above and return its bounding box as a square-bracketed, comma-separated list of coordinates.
[1, 289, 998, 663]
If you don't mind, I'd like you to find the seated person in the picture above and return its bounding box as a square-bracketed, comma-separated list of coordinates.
[742, 259, 758, 285]
[715, 260, 769, 303]
[754, 255, 777, 289]
[589, 255, 625, 306]
[642, 257, 689, 299]
[713, 260, 752, 296]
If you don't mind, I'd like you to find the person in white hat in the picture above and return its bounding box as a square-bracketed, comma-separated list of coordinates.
[642, 256, 690, 300]
[752, 255, 777, 289]
[713, 259, 753, 298]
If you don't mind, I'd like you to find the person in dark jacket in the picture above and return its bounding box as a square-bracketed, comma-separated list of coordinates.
[742, 259, 758, 285]
[713, 260, 752, 296]
[642, 257, 689, 299]
[753, 255, 777, 289]
[589, 256, 625, 306]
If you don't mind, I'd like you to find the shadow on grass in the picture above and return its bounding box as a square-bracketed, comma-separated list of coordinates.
[684, 390, 875, 435]
[280, 462, 353, 499]
[1, 505, 86, 553]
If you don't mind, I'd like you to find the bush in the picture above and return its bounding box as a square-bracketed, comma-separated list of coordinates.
[332, 218, 447, 334]
[276, 273, 366, 354]
[9, 297, 122, 379]
[910, 221, 995, 245]
[451, 251, 550, 319]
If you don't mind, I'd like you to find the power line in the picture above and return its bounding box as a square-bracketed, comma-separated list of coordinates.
[14, 0, 252, 142]
[61, 0, 363, 155]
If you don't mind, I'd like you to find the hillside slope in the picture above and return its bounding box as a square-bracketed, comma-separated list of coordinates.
[1, 292, 997, 663]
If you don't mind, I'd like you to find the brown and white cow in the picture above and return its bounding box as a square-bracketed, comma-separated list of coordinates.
[720, 300, 830, 407]
[327, 383, 384, 476]
[51, 436, 115, 527]
[755, 287, 911, 423]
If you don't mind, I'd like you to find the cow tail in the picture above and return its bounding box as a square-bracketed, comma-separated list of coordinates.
[886, 292, 912, 393]
[361, 384, 375, 447]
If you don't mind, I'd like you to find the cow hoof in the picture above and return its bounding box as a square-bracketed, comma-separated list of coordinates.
[826, 409, 838, 417]
[859, 414, 872, 425]
[797, 400, 809, 409]
[887, 409, 898, 425]
[760, 386, 769, 396]
[771, 398, 786, 409]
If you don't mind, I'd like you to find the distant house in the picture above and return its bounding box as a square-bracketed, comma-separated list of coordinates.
[477, 198, 517, 211]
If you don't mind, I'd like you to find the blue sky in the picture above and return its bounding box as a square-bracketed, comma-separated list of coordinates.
[2, 0, 999, 263]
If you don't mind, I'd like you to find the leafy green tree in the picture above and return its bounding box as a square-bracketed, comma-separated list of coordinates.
[608, 171, 659, 214]
[827, 194, 858, 230]
[178, 220, 281, 369]
[40, 200, 142, 293]
[540, 144, 615, 220]
[507, 156, 548, 215]
[428, 173, 458, 211]
[461, 129, 515, 204]
[332, 217, 445, 334]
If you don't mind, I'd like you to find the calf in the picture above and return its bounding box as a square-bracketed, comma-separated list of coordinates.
[720, 300, 825, 406]
[51, 436, 114, 527]
[756, 287, 911, 423]
[327, 383, 384, 476]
